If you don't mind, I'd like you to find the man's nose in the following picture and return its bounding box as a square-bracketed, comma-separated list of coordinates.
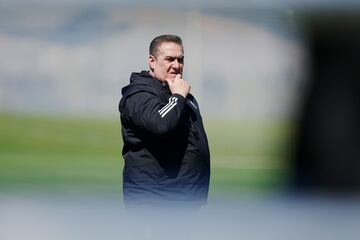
[172, 59, 180, 69]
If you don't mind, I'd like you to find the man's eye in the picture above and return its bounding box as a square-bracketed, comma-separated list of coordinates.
[165, 57, 183, 63]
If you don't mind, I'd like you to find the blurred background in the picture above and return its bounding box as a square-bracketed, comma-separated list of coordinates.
[1, 0, 360, 239]
[0, 0, 306, 198]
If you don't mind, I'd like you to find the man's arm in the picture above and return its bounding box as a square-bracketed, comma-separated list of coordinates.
[123, 74, 191, 136]
[123, 92, 187, 136]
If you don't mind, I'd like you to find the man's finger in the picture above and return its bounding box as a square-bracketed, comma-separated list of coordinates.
[175, 74, 182, 81]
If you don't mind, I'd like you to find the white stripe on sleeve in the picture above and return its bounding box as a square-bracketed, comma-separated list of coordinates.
[160, 98, 178, 118]
[158, 97, 175, 115]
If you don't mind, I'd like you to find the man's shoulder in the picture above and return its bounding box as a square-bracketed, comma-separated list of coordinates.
[119, 73, 163, 112]
[122, 71, 159, 96]
[121, 83, 160, 100]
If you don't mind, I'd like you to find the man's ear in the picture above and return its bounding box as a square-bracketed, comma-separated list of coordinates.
[148, 55, 156, 70]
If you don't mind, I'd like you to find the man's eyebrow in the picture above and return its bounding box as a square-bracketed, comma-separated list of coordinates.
[165, 55, 184, 59]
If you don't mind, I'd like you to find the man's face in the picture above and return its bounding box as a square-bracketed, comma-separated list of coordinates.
[149, 42, 184, 82]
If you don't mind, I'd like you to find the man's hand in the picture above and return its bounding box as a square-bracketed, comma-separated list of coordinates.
[166, 74, 190, 98]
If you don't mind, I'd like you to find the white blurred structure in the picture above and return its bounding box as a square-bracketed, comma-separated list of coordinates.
[0, 3, 305, 120]
[1, 194, 360, 240]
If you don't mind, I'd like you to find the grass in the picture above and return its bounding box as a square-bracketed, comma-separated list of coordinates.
[0, 113, 292, 200]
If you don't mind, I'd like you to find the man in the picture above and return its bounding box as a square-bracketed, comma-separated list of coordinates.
[118, 34, 210, 207]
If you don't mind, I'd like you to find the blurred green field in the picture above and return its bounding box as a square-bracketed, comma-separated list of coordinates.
[0, 113, 291, 200]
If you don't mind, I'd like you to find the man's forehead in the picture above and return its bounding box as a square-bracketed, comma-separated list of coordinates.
[158, 42, 183, 54]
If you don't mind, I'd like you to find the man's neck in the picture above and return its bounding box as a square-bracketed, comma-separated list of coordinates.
[148, 70, 155, 78]
[148, 70, 168, 85]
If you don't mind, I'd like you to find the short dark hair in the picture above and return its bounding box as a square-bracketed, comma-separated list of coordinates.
[149, 34, 183, 58]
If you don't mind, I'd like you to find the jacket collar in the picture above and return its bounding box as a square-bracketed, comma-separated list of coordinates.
[133, 70, 171, 93]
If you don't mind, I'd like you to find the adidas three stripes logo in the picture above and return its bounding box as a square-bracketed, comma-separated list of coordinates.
[158, 97, 178, 118]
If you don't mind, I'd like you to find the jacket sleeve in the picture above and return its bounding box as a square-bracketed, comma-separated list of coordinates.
[122, 92, 187, 136]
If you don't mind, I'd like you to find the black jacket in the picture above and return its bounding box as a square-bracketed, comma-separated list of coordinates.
[119, 71, 210, 205]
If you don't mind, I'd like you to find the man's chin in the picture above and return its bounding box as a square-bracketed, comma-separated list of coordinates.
[167, 75, 178, 82]
[157, 75, 176, 83]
